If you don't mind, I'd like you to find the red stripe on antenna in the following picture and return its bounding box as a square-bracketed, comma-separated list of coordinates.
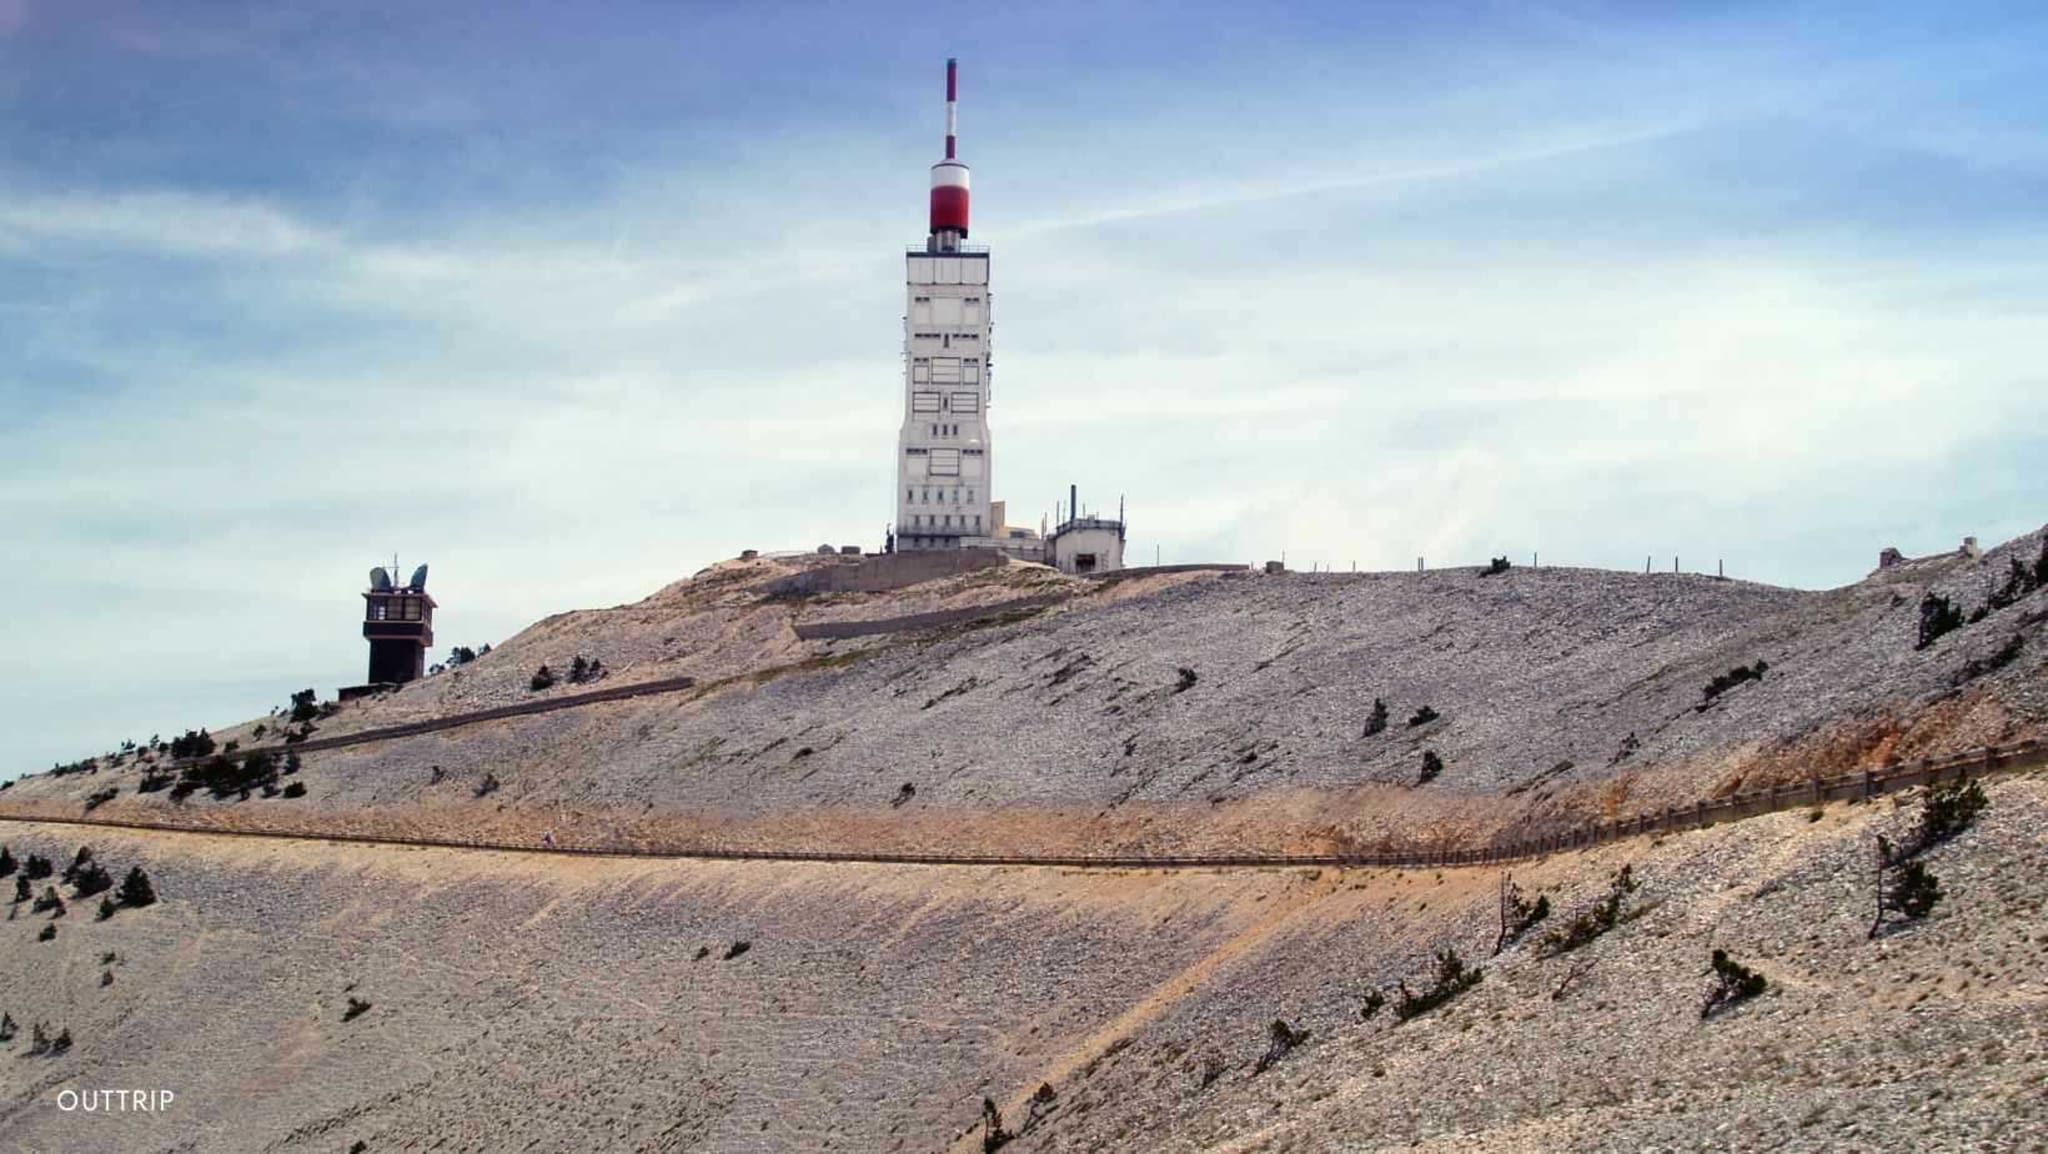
[947, 58, 957, 102]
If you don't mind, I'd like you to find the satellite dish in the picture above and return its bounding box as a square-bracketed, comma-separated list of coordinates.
[408, 563, 429, 592]
[369, 567, 392, 592]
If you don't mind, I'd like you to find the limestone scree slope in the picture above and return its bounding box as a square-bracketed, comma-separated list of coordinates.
[0, 772, 2043, 1152]
[5, 526, 2046, 857]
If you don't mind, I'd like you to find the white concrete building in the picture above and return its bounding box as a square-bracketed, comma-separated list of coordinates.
[1047, 485, 1126, 575]
[1049, 517, 1125, 575]
[895, 59, 1003, 553]
[896, 249, 994, 550]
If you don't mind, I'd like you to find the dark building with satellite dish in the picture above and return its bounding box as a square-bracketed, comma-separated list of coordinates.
[358, 563, 435, 688]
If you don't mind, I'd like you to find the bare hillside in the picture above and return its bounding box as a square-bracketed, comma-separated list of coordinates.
[7, 528, 2046, 858]
[0, 771, 2041, 1152]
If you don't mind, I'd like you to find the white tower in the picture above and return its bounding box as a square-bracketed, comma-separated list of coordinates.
[896, 59, 994, 551]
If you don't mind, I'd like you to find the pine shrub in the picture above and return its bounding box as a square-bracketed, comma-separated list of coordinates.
[1252, 1019, 1309, 1074]
[1494, 874, 1551, 955]
[1393, 946, 1482, 1022]
[1700, 950, 1767, 1018]
[1912, 779, 1987, 855]
[980, 1097, 1012, 1152]
[1541, 865, 1640, 956]
[1362, 697, 1389, 737]
[1917, 593, 1964, 649]
[117, 868, 157, 909]
[71, 862, 113, 899]
[1417, 750, 1444, 784]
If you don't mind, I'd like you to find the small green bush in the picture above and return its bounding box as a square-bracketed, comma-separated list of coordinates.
[475, 773, 501, 799]
[282, 781, 307, 799]
[342, 997, 371, 1023]
[529, 665, 556, 692]
[0, 847, 14, 877]
[36, 923, 55, 942]
[1408, 705, 1440, 727]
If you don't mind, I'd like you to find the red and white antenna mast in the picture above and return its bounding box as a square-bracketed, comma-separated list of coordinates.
[928, 57, 970, 250]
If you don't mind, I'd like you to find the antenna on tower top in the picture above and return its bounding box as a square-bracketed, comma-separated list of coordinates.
[944, 58, 958, 159]
[928, 58, 971, 246]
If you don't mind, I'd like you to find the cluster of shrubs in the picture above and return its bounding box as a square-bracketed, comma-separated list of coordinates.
[167, 729, 217, 760]
[430, 642, 491, 676]
[1360, 699, 1442, 739]
[1919, 542, 2047, 649]
[530, 655, 606, 692]
[4, 845, 156, 928]
[161, 748, 305, 803]
[1480, 556, 1512, 577]
[6, 1019, 73, 1057]
[171, 750, 278, 801]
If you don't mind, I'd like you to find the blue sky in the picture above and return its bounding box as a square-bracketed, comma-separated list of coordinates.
[3, 1, 2044, 771]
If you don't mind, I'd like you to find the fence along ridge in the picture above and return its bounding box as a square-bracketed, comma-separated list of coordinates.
[0, 738, 2040, 871]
